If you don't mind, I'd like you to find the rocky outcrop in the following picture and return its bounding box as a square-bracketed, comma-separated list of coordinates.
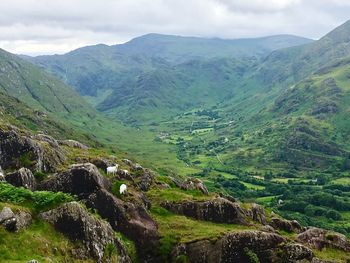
[172, 231, 287, 263]
[84, 189, 159, 260]
[39, 163, 110, 197]
[249, 203, 267, 225]
[137, 169, 154, 191]
[161, 197, 247, 225]
[269, 217, 304, 233]
[297, 227, 350, 252]
[58, 139, 88, 150]
[39, 202, 131, 263]
[5, 167, 36, 190]
[283, 243, 314, 263]
[0, 129, 65, 172]
[170, 177, 209, 195]
[0, 207, 32, 231]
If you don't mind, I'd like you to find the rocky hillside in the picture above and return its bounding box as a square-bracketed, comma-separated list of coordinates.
[1, 124, 350, 262]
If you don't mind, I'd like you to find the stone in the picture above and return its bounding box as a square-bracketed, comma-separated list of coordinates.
[58, 139, 88, 150]
[0, 128, 65, 172]
[0, 207, 14, 224]
[283, 243, 314, 263]
[137, 170, 154, 191]
[39, 202, 131, 263]
[0, 207, 32, 231]
[172, 231, 286, 263]
[269, 217, 304, 233]
[161, 197, 247, 225]
[15, 211, 32, 231]
[84, 189, 159, 261]
[250, 203, 267, 225]
[297, 227, 350, 252]
[39, 163, 111, 198]
[5, 167, 36, 190]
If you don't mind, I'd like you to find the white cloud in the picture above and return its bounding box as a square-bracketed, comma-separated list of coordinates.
[0, 0, 349, 55]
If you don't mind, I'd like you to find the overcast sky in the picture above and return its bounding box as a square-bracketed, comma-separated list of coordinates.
[0, 0, 349, 55]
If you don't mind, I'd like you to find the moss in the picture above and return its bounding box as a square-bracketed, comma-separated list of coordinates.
[244, 247, 260, 263]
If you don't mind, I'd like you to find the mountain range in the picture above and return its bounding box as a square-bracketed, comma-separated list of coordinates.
[1, 19, 350, 262]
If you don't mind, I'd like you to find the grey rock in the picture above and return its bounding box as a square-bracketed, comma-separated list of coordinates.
[250, 203, 267, 225]
[172, 230, 286, 263]
[15, 211, 32, 231]
[0, 207, 14, 224]
[39, 163, 110, 198]
[297, 227, 350, 252]
[269, 217, 304, 233]
[58, 139, 88, 150]
[84, 189, 159, 261]
[5, 167, 36, 190]
[162, 197, 247, 225]
[39, 202, 131, 263]
[283, 243, 314, 263]
[0, 128, 65, 172]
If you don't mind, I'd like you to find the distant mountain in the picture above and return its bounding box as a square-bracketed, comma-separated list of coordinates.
[111, 33, 313, 62]
[255, 20, 350, 86]
[25, 34, 312, 122]
[0, 48, 94, 115]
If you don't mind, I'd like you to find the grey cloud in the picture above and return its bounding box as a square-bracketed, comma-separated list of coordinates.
[0, 0, 349, 55]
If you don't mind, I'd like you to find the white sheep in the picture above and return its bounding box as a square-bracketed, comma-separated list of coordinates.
[107, 164, 119, 175]
[120, 169, 130, 176]
[119, 184, 127, 195]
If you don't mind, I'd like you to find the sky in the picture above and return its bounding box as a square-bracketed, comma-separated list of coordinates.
[0, 0, 350, 55]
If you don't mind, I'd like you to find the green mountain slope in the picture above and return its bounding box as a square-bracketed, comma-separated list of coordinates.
[25, 34, 312, 113]
[255, 20, 350, 87]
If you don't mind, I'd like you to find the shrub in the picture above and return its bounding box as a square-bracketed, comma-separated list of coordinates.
[0, 182, 75, 211]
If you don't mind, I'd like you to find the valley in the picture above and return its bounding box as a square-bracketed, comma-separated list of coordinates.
[1, 14, 350, 262]
[23, 21, 350, 238]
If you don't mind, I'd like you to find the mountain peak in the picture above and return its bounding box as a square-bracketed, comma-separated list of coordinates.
[321, 19, 350, 43]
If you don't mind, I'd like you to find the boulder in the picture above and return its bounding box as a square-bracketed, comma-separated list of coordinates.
[137, 170, 154, 191]
[89, 158, 113, 171]
[0, 128, 65, 172]
[0, 166, 5, 182]
[58, 139, 88, 150]
[39, 163, 110, 198]
[283, 243, 314, 263]
[269, 217, 304, 233]
[33, 134, 60, 148]
[5, 167, 36, 190]
[0, 207, 32, 231]
[259, 225, 276, 233]
[161, 197, 247, 225]
[84, 189, 159, 260]
[39, 202, 131, 263]
[297, 227, 350, 252]
[250, 203, 267, 225]
[171, 177, 209, 195]
[0, 207, 15, 224]
[172, 231, 286, 263]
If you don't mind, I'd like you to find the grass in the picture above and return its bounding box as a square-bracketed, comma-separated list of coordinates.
[332, 177, 350, 185]
[150, 206, 254, 257]
[0, 219, 93, 263]
[147, 188, 213, 205]
[314, 247, 350, 263]
[240, 181, 265, 190]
